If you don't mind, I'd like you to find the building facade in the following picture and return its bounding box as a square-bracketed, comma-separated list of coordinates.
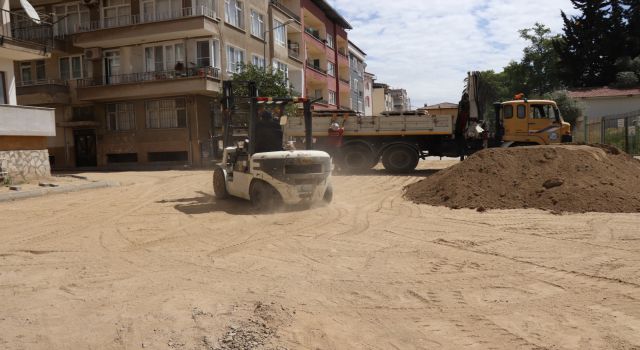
[11, 0, 313, 169]
[347, 40, 365, 115]
[418, 102, 458, 116]
[1, 0, 56, 182]
[372, 82, 393, 115]
[363, 71, 374, 116]
[301, 0, 351, 111]
[389, 88, 410, 111]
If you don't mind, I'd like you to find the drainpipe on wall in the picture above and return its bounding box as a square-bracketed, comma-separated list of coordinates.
[195, 96, 200, 167]
[187, 95, 193, 166]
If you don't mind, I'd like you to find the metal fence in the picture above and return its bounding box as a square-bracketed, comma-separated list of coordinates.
[574, 110, 640, 155]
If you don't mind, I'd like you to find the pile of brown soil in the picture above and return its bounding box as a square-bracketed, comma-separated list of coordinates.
[405, 145, 640, 213]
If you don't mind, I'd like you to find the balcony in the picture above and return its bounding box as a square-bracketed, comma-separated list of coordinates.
[270, 0, 300, 22]
[16, 80, 70, 105]
[0, 105, 55, 137]
[71, 7, 218, 48]
[76, 67, 221, 101]
[288, 42, 301, 61]
[1, 9, 52, 60]
[339, 77, 350, 91]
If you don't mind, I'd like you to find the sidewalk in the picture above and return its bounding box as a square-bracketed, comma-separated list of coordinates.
[0, 178, 119, 202]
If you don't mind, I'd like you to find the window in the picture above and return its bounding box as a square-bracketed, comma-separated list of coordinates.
[251, 55, 265, 68]
[103, 0, 131, 28]
[145, 43, 185, 71]
[20, 62, 32, 84]
[502, 105, 513, 119]
[327, 61, 335, 77]
[146, 98, 187, 128]
[59, 55, 84, 80]
[224, 0, 243, 28]
[35, 60, 46, 82]
[0, 72, 6, 104]
[365, 96, 370, 107]
[53, 3, 90, 35]
[326, 34, 334, 48]
[531, 104, 558, 120]
[250, 10, 264, 38]
[106, 103, 135, 131]
[273, 60, 288, 80]
[517, 105, 526, 119]
[196, 40, 220, 68]
[273, 19, 286, 46]
[226, 45, 245, 72]
[141, 0, 182, 22]
[328, 90, 336, 105]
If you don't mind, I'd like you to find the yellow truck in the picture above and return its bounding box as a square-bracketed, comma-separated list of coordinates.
[284, 72, 573, 172]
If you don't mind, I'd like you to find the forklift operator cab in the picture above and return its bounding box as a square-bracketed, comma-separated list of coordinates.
[500, 99, 572, 145]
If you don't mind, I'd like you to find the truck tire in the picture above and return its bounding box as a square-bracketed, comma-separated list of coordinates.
[382, 145, 419, 173]
[341, 145, 376, 172]
[250, 180, 283, 212]
[212, 166, 228, 199]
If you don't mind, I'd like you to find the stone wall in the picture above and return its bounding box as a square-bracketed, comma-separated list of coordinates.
[0, 150, 51, 184]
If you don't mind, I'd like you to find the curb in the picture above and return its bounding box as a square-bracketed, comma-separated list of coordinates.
[0, 180, 120, 203]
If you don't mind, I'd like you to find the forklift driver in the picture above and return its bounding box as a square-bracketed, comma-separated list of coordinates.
[254, 110, 284, 153]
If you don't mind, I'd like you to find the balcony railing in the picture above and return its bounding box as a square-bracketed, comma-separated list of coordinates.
[339, 77, 350, 85]
[337, 48, 348, 57]
[54, 6, 216, 36]
[1, 9, 53, 52]
[306, 61, 326, 74]
[304, 27, 324, 43]
[269, 0, 300, 22]
[16, 79, 68, 88]
[77, 66, 220, 88]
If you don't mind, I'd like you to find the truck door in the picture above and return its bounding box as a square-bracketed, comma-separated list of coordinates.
[502, 103, 528, 141]
[528, 104, 560, 144]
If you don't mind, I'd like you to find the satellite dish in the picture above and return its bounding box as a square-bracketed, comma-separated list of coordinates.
[20, 0, 41, 24]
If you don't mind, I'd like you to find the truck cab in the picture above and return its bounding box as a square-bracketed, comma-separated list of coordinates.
[500, 99, 572, 145]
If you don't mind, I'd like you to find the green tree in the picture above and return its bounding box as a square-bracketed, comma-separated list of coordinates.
[623, 0, 640, 57]
[555, 0, 611, 87]
[229, 63, 293, 97]
[543, 90, 584, 124]
[518, 23, 562, 95]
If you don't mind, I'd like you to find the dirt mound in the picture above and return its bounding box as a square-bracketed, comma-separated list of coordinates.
[405, 145, 640, 213]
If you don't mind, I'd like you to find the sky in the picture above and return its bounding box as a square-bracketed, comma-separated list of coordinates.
[328, 0, 579, 108]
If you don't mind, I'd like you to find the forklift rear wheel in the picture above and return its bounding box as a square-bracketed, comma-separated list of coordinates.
[213, 166, 228, 199]
[250, 181, 283, 212]
[382, 146, 419, 173]
[323, 183, 333, 204]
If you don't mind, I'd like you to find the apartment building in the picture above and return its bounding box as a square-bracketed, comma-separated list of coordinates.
[11, 0, 304, 168]
[301, 0, 351, 110]
[363, 71, 374, 116]
[372, 82, 393, 115]
[1, 0, 56, 181]
[389, 88, 410, 112]
[347, 40, 365, 115]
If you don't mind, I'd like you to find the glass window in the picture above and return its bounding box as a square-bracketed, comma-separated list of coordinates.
[103, 0, 131, 28]
[54, 3, 90, 36]
[224, 0, 243, 28]
[0, 72, 6, 104]
[326, 34, 334, 48]
[328, 90, 336, 105]
[251, 55, 265, 68]
[36, 60, 46, 82]
[197, 41, 211, 67]
[517, 105, 526, 119]
[273, 60, 288, 80]
[106, 103, 135, 131]
[531, 104, 557, 120]
[20, 62, 32, 84]
[503, 105, 513, 119]
[146, 98, 187, 128]
[273, 19, 286, 46]
[327, 61, 335, 76]
[60, 55, 84, 80]
[250, 10, 264, 38]
[226, 45, 245, 72]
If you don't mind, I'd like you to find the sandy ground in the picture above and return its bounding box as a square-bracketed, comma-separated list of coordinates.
[1, 159, 640, 349]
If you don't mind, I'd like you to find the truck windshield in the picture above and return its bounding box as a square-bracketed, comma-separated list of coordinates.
[531, 104, 558, 120]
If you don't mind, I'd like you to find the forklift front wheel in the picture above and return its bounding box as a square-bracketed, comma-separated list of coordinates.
[323, 183, 333, 204]
[213, 166, 229, 199]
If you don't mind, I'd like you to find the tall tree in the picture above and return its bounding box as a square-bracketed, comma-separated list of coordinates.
[554, 0, 611, 87]
[624, 0, 640, 57]
[518, 23, 562, 95]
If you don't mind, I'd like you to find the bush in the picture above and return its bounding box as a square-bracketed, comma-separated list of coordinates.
[613, 71, 640, 88]
[544, 90, 584, 124]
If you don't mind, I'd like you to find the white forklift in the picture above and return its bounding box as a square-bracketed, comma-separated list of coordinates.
[212, 81, 333, 211]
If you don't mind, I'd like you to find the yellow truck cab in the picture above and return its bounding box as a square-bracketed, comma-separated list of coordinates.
[500, 99, 572, 145]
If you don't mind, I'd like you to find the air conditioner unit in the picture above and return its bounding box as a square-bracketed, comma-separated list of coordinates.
[81, 0, 99, 6]
[84, 48, 102, 60]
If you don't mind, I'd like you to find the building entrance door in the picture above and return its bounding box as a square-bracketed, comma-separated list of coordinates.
[74, 129, 97, 167]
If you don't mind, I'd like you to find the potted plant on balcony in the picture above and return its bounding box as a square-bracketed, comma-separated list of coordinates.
[175, 61, 185, 77]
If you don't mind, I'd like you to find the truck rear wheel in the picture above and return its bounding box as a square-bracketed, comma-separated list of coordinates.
[250, 181, 283, 212]
[382, 146, 419, 173]
[212, 166, 228, 199]
[341, 145, 376, 172]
